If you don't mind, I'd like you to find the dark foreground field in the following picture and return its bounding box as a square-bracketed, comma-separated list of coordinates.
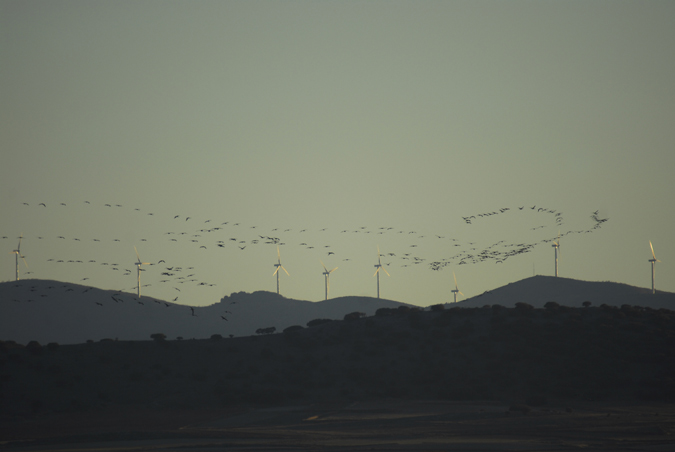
[2, 400, 675, 451]
[2, 302, 675, 450]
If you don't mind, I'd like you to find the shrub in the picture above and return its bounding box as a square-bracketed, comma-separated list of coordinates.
[256, 327, 276, 335]
[26, 341, 43, 356]
[150, 333, 167, 342]
[307, 318, 333, 327]
[544, 301, 560, 310]
[344, 311, 365, 321]
[210, 334, 223, 341]
[430, 304, 445, 312]
[582, 301, 592, 308]
[283, 325, 304, 334]
[375, 307, 395, 317]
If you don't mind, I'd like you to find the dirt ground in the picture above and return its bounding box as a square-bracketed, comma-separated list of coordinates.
[1, 399, 675, 451]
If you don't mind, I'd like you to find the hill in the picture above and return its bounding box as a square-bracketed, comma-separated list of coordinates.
[0, 280, 410, 345]
[457, 275, 675, 309]
[2, 276, 673, 345]
[2, 302, 674, 419]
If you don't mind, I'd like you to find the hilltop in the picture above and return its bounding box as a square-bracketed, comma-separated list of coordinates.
[457, 275, 675, 309]
[0, 279, 410, 345]
[2, 276, 673, 345]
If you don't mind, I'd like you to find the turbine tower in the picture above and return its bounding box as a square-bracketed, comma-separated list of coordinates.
[552, 232, 561, 277]
[451, 271, 463, 303]
[10, 234, 28, 281]
[273, 246, 289, 295]
[373, 246, 390, 299]
[134, 247, 150, 298]
[321, 261, 337, 300]
[649, 241, 660, 294]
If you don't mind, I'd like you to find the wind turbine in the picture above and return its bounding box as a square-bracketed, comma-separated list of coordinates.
[649, 241, 661, 294]
[134, 246, 150, 298]
[451, 271, 463, 303]
[373, 246, 390, 299]
[321, 261, 337, 300]
[10, 234, 28, 281]
[552, 232, 561, 277]
[273, 246, 289, 295]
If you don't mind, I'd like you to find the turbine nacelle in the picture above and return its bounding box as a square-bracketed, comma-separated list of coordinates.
[452, 271, 463, 303]
[10, 233, 28, 280]
[373, 246, 390, 298]
[649, 241, 660, 294]
[321, 261, 338, 300]
[273, 246, 289, 294]
[134, 247, 150, 298]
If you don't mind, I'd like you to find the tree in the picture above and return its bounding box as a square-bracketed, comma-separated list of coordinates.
[150, 333, 166, 342]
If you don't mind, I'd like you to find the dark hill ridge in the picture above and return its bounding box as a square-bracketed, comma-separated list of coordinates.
[2, 276, 673, 345]
[457, 275, 675, 309]
[2, 302, 674, 417]
[0, 280, 410, 345]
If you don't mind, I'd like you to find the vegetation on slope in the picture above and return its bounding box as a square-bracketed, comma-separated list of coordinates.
[1, 303, 674, 416]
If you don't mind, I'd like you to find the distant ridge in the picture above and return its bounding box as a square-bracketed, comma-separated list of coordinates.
[0, 279, 410, 345]
[457, 275, 675, 309]
[3, 276, 673, 345]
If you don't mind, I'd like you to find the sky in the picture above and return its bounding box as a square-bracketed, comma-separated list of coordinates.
[1, 0, 674, 307]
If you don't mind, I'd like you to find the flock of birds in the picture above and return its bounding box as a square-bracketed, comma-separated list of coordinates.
[3, 200, 610, 312]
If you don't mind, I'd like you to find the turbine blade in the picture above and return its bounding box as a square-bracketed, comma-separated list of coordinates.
[453, 271, 458, 289]
[374, 268, 380, 277]
[134, 246, 141, 263]
[282, 265, 289, 276]
[320, 260, 328, 272]
[331, 267, 338, 273]
[382, 266, 390, 277]
[22, 256, 29, 268]
[458, 290, 464, 296]
[650, 241, 656, 260]
[277, 245, 280, 260]
[273, 267, 279, 276]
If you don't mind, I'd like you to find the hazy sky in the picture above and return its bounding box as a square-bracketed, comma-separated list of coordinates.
[2, 0, 674, 307]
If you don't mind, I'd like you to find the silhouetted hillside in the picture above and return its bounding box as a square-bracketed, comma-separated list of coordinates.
[2, 302, 674, 417]
[0, 280, 410, 344]
[457, 275, 675, 309]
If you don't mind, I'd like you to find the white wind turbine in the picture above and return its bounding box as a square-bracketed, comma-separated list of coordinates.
[649, 241, 661, 294]
[273, 246, 289, 295]
[552, 232, 561, 277]
[10, 233, 28, 281]
[134, 246, 150, 298]
[451, 271, 463, 303]
[373, 246, 390, 299]
[321, 261, 338, 300]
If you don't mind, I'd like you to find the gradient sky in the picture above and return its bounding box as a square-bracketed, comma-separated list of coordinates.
[2, 0, 674, 307]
